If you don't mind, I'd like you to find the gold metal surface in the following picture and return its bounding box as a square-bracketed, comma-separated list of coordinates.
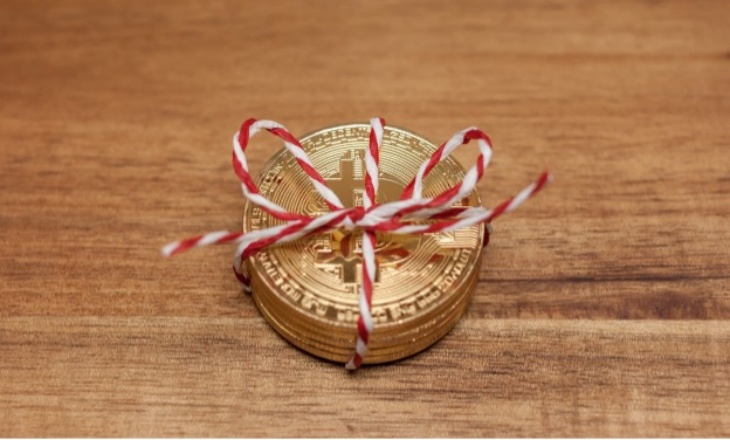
[242, 124, 484, 363]
[251, 267, 479, 363]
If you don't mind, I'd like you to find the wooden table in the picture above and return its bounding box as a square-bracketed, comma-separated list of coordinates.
[2, 0, 728, 436]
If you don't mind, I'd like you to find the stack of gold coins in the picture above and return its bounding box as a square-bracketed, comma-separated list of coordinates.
[242, 124, 484, 364]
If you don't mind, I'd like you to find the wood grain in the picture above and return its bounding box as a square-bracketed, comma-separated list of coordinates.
[1, 0, 728, 436]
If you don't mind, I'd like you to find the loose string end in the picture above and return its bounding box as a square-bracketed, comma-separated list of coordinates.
[345, 358, 359, 371]
[161, 231, 244, 259]
[161, 242, 180, 258]
[485, 171, 552, 223]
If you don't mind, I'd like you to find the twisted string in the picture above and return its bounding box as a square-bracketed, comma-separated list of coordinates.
[345, 117, 383, 370]
[162, 118, 551, 370]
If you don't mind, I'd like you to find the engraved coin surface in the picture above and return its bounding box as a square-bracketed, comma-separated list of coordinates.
[243, 124, 484, 363]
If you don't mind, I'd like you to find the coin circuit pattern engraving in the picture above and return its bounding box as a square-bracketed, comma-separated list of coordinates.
[244, 125, 484, 331]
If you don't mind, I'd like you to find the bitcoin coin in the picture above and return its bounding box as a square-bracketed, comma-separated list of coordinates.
[251, 265, 479, 363]
[242, 123, 484, 364]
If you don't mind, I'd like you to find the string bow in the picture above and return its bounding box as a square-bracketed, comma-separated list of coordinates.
[163, 117, 551, 370]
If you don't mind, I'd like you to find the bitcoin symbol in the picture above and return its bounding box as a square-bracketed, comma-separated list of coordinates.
[312, 150, 420, 286]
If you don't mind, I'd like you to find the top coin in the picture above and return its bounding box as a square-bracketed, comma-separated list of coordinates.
[243, 124, 484, 333]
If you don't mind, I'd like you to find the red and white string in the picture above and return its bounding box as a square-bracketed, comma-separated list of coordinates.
[162, 117, 551, 370]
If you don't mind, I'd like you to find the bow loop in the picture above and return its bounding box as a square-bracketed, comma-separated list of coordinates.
[232, 118, 345, 222]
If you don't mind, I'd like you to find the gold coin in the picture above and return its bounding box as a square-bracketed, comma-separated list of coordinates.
[243, 123, 484, 364]
[251, 266, 478, 363]
[250, 253, 478, 350]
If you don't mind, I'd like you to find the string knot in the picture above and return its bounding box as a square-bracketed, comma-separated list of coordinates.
[342, 205, 366, 230]
[162, 117, 551, 370]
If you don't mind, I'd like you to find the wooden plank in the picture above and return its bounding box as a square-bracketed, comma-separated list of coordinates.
[1, 318, 728, 437]
[1, 0, 728, 436]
